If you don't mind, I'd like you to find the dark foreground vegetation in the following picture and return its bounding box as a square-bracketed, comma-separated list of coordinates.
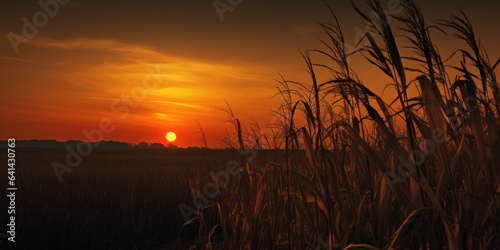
[185, 0, 500, 249]
[0, 147, 255, 249]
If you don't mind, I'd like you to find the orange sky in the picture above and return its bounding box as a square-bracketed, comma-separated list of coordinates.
[1, 0, 499, 147]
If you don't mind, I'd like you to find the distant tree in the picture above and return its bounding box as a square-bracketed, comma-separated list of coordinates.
[98, 141, 132, 148]
[138, 142, 150, 148]
[150, 143, 165, 148]
[18, 139, 63, 147]
[167, 143, 178, 149]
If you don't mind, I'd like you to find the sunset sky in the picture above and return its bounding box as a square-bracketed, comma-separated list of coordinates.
[1, 0, 499, 147]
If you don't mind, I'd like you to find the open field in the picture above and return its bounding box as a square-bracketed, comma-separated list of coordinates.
[0, 147, 248, 249]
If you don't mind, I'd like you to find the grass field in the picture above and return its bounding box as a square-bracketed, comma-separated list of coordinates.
[183, 1, 500, 249]
[0, 147, 248, 249]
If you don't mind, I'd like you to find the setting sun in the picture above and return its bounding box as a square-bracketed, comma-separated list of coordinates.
[166, 132, 176, 142]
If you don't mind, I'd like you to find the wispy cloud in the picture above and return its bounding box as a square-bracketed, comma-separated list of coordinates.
[30, 37, 269, 78]
[0, 36, 278, 145]
[0, 56, 39, 64]
[152, 100, 208, 111]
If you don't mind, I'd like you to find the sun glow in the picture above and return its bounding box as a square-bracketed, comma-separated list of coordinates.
[166, 132, 176, 142]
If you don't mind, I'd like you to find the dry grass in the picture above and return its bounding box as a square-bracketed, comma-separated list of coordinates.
[184, 0, 500, 249]
[0, 147, 240, 249]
